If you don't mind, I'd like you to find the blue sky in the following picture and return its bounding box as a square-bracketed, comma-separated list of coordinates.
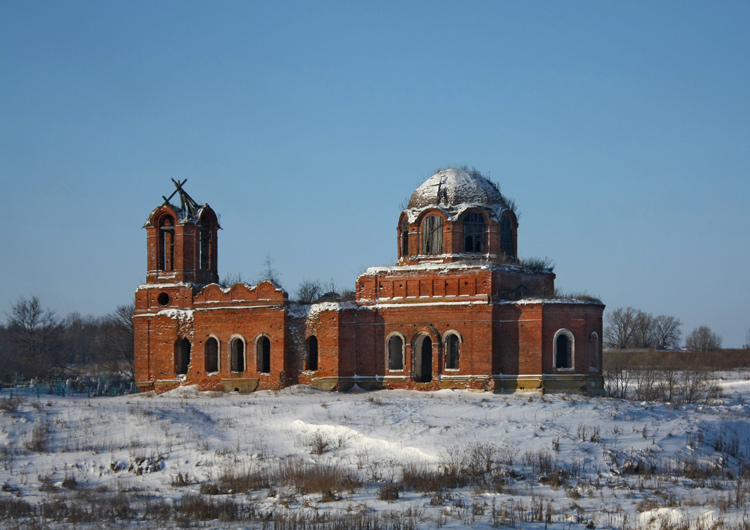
[1, 1, 748, 347]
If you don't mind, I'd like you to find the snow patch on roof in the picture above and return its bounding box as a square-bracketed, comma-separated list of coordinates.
[405, 168, 511, 223]
[504, 298, 604, 306]
[361, 262, 550, 276]
[157, 309, 195, 320]
[287, 301, 358, 319]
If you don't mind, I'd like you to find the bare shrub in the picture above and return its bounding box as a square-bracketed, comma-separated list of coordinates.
[520, 257, 555, 272]
[0, 397, 22, 413]
[218, 465, 271, 493]
[26, 421, 51, 452]
[309, 431, 330, 455]
[378, 484, 400, 501]
[174, 493, 242, 523]
[278, 457, 361, 495]
[0, 497, 33, 519]
[539, 469, 569, 487]
[39, 474, 58, 492]
[199, 481, 224, 495]
[439, 445, 467, 485]
[523, 449, 555, 476]
[402, 463, 462, 492]
[170, 471, 191, 487]
[604, 360, 631, 399]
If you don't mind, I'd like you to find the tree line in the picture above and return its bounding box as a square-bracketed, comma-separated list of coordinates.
[604, 306, 726, 352]
[0, 296, 133, 382]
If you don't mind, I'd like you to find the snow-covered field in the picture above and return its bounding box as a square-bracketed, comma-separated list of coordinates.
[1, 372, 750, 529]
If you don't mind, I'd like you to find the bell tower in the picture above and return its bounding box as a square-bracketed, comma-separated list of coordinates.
[144, 179, 220, 285]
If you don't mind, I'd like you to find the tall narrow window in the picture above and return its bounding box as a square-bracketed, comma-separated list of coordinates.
[554, 330, 574, 370]
[422, 215, 443, 255]
[307, 336, 318, 371]
[159, 216, 175, 271]
[463, 213, 486, 253]
[401, 220, 409, 257]
[230, 337, 245, 372]
[175, 339, 191, 375]
[589, 332, 599, 370]
[415, 335, 433, 383]
[199, 217, 212, 271]
[445, 333, 460, 370]
[501, 215, 513, 259]
[257, 336, 271, 373]
[387, 334, 404, 371]
[205, 337, 219, 373]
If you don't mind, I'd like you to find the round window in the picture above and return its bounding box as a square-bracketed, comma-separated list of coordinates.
[157, 292, 170, 306]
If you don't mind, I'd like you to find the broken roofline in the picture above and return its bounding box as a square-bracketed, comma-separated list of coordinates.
[361, 261, 554, 276]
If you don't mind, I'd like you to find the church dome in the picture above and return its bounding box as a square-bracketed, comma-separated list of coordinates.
[406, 168, 509, 222]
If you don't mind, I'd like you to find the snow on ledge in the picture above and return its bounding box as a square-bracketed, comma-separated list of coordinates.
[288, 301, 358, 319]
[157, 309, 195, 320]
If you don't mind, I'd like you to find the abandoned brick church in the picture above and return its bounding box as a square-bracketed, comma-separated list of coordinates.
[134, 168, 604, 394]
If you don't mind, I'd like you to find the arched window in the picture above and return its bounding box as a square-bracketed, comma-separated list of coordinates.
[589, 332, 599, 370]
[159, 216, 175, 271]
[199, 216, 212, 271]
[414, 334, 433, 383]
[257, 336, 271, 374]
[230, 337, 245, 372]
[175, 339, 191, 375]
[401, 220, 409, 257]
[444, 333, 461, 370]
[205, 337, 219, 373]
[307, 336, 318, 372]
[554, 329, 574, 370]
[501, 215, 513, 259]
[386, 333, 404, 371]
[463, 213, 486, 253]
[422, 214, 443, 255]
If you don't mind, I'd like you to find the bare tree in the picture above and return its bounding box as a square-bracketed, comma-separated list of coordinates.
[744, 328, 750, 350]
[296, 279, 323, 304]
[605, 307, 682, 351]
[685, 326, 722, 352]
[630, 310, 656, 349]
[219, 271, 245, 288]
[604, 307, 645, 349]
[4, 296, 61, 378]
[103, 304, 135, 380]
[652, 315, 682, 350]
[258, 255, 281, 285]
[605, 307, 633, 349]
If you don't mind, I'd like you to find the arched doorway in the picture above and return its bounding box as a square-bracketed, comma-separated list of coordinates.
[414, 335, 433, 383]
[175, 339, 191, 376]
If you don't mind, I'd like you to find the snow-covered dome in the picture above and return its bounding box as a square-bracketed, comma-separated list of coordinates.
[405, 168, 509, 222]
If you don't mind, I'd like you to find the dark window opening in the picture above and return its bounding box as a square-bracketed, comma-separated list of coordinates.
[159, 216, 175, 271]
[387, 335, 404, 371]
[157, 292, 170, 306]
[463, 213, 486, 253]
[175, 339, 191, 376]
[501, 215, 513, 259]
[415, 336, 433, 383]
[555, 333, 573, 369]
[230, 338, 245, 372]
[422, 215, 443, 255]
[257, 336, 271, 373]
[445, 334, 460, 370]
[401, 221, 409, 257]
[307, 336, 318, 371]
[199, 217, 212, 271]
[205, 337, 219, 373]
